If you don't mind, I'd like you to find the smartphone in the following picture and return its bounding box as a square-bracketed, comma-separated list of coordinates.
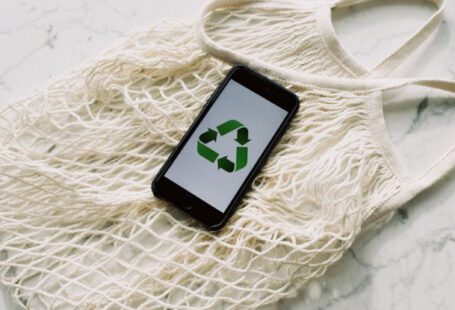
[152, 65, 299, 230]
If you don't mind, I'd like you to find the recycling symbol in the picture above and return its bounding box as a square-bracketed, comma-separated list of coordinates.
[197, 119, 250, 173]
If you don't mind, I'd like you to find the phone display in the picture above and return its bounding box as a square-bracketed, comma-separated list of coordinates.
[152, 66, 299, 230]
[165, 79, 287, 212]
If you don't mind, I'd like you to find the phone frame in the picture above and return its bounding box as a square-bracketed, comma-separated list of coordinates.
[151, 65, 299, 230]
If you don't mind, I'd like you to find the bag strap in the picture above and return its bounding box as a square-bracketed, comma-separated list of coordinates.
[331, 0, 446, 78]
[197, 0, 446, 79]
[196, 1, 454, 197]
[197, 1, 454, 204]
[197, 7, 454, 94]
[374, 77, 455, 197]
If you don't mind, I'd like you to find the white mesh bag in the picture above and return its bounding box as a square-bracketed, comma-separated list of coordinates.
[0, 0, 454, 309]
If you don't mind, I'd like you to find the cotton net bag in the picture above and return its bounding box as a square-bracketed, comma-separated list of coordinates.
[0, 0, 452, 308]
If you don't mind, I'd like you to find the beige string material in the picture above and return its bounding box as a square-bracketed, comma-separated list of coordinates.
[0, 0, 453, 309]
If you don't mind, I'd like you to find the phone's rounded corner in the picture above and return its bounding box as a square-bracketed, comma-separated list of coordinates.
[207, 220, 227, 231]
[230, 64, 251, 76]
[292, 92, 300, 107]
[151, 178, 159, 197]
[286, 94, 300, 118]
[231, 64, 247, 72]
[207, 205, 237, 231]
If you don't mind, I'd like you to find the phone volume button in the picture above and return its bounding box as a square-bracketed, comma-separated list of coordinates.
[184, 204, 193, 210]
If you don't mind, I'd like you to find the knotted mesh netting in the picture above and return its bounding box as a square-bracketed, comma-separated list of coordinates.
[0, 8, 401, 309]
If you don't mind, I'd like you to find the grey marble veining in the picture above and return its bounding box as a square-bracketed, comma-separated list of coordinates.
[0, 0, 454, 309]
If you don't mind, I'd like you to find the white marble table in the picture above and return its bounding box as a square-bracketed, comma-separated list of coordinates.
[0, 0, 454, 309]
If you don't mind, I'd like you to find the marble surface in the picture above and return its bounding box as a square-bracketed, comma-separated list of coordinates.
[0, 0, 454, 309]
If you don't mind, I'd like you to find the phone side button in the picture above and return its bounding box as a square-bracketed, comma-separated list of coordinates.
[184, 204, 193, 210]
[182, 198, 193, 210]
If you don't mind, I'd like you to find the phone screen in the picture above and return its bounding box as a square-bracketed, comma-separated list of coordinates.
[164, 79, 288, 212]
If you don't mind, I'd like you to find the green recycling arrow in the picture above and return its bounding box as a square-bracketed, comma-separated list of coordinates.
[217, 119, 243, 136]
[197, 128, 219, 163]
[235, 146, 248, 171]
[217, 156, 235, 172]
[197, 141, 218, 163]
[200, 128, 217, 143]
[197, 119, 251, 173]
[235, 127, 250, 145]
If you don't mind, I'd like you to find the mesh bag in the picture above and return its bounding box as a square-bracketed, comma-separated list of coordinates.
[0, 0, 452, 308]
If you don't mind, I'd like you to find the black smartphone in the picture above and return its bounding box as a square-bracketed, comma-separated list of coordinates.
[152, 65, 299, 230]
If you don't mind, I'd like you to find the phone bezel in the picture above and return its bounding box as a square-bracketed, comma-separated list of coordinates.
[151, 65, 299, 230]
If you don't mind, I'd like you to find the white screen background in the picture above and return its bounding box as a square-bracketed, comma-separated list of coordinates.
[165, 80, 287, 212]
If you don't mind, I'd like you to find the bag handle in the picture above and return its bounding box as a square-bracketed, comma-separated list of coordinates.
[374, 77, 455, 197]
[197, 0, 446, 79]
[196, 1, 454, 197]
[331, 0, 446, 78]
[197, 7, 454, 95]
